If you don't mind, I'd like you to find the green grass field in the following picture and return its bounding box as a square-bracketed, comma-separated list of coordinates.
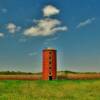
[0, 80, 100, 100]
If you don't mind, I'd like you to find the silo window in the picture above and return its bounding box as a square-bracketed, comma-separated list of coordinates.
[49, 56, 52, 59]
[49, 61, 52, 64]
[49, 52, 52, 54]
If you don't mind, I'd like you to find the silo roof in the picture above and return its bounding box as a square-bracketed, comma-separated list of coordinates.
[44, 47, 56, 50]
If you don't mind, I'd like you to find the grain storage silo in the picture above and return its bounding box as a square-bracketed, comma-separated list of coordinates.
[42, 48, 57, 80]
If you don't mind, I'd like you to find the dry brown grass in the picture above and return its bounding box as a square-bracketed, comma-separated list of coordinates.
[0, 75, 41, 80]
[0, 73, 100, 80]
[58, 73, 100, 80]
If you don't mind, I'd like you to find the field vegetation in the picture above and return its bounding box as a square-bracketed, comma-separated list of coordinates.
[0, 80, 100, 100]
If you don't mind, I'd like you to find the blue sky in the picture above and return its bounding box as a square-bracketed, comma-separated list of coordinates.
[0, 0, 100, 72]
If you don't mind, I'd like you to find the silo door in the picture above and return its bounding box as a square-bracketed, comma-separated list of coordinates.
[49, 76, 52, 80]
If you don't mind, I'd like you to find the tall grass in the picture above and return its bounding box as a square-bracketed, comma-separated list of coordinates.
[0, 80, 100, 100]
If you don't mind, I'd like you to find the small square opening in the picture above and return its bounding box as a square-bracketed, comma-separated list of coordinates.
[49, 76, 52, 80]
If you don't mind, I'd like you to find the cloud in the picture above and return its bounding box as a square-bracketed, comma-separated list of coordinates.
[0, 33, 4, 37]
[76, 18, 95, 28]
[24, 18, 68, 37]
[7, 23, 21, 33]
[19, 38, 27, 43]
[45, 36, 59, 42]
[1, 8, 7, 13]
[43, 5, 60, 17]
[43, 36, 59, 45]
[24, 5, 67, 37]
[46, 36, 59, 41]
[28, 52, 38, 56]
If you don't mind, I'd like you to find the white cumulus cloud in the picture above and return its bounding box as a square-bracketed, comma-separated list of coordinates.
[24, 18, 68, 37]
[0, 33, 4, 37]
[43, 5, 60, 17]
[7, 23, 21, 33]
[77, 18, 95, 28]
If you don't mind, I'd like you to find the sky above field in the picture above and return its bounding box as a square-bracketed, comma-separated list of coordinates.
[0, 0, 100, 72]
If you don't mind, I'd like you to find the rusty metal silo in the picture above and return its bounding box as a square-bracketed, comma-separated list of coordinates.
[42, 48, 57, 80]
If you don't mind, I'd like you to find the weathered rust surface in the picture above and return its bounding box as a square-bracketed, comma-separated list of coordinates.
[42, 49, 57, 80]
